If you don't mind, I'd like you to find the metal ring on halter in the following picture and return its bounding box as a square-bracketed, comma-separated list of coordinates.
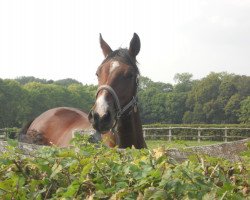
[96, 85, 137, 119]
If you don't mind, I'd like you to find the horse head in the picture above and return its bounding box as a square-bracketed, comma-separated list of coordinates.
[88, 33, 141, 133]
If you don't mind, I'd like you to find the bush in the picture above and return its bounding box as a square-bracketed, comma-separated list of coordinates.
[0, 135, 249, 199]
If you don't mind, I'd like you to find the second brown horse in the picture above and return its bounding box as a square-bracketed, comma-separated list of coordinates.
[19, 107, 116, 147]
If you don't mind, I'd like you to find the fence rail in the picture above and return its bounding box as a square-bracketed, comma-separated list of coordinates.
[143, 127, 250, 142]
[1, 127, 250, 142]
[0, 128, 19, 140]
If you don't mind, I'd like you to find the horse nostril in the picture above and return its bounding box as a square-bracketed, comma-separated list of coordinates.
[88, 110, 94, 123]
[102, 111, 111, 123]
[93, 113, 100, 122]
[88, 110, 100, 124]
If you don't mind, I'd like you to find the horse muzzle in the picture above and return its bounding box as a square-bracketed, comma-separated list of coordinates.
[88, 109, 114, 132]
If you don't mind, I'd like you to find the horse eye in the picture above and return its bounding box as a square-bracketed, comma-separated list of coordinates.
[125, 72, 134, 79]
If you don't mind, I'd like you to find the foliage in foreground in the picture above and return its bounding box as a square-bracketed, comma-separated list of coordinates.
[0, 136, 249, 199]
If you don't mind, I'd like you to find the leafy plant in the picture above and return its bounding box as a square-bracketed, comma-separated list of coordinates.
[0, 135, 249, 199]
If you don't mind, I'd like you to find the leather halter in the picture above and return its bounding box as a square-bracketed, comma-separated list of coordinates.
[96, 84, 138, 119]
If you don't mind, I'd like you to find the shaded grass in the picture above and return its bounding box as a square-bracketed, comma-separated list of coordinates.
[146, 139, 222, 149]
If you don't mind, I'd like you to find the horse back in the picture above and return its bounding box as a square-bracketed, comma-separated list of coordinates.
[25, 107, 91, 147]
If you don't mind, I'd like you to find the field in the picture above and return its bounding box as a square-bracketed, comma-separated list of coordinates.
[146, 139, 222, 149]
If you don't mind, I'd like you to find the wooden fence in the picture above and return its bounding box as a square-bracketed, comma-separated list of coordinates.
[143, 127, 250, 142]
[0, 128, 19, 141]
[1, 127, 250, 142]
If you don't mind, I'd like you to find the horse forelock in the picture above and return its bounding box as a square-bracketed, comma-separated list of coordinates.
[101, 48, 140, 75]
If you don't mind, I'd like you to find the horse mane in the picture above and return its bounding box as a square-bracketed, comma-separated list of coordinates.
[18, 119, 34, 139]
[18, 119, 49, 145]
[101, 48, 140, 75]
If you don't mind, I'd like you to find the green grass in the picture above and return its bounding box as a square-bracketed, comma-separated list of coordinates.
[146, 139, 222, 149]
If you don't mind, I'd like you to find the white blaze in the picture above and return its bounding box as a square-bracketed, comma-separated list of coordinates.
[110, 61, 120, 73]
[95, 91, 109, 117]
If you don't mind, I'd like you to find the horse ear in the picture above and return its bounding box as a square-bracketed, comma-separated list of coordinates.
[129, 33, 141, 58]
[100, 33, 112, 57]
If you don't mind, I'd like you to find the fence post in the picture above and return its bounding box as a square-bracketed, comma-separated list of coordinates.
[224, 127, 228, 142]
[168, 127, 172, 142]
[143, 129, 146, 139]
[154, 130, 156, 140]
[198, 127, 201, 143]
[3, 128, 7, 140]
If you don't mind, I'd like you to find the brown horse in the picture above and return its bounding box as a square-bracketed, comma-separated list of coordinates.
[88, 33, 147, 149]
[19, 107, 116, 147]
[19, 33, 146, 149]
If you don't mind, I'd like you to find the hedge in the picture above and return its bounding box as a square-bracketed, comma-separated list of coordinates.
[0, 135, 249, 199]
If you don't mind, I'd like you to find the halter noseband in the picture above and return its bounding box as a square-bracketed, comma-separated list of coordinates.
[96, 85, 137, 119]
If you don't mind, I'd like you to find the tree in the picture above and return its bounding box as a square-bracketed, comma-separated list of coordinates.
[192, 103, 206, 123]
[238, 96, 250, 123]
[15, 76, 53, 85]
[218, 74, 238, 101]
[67, 84, 95, 112]
[138, 76, 174, 123]
[174, 73, 193, 84]
[224, 94, 241, 123]
[174, 73, 193, 92]
[0, 73, 249, 127]
[0, 79, 29, 127]
[54, 78, 82, 86]
[138, 87, 166, 123]
[165, 92, 187, 123]
[185, 73, 223, 123]
[23, 83, 70, 119]
[182, 111, 193, 123]
[138, 76, 154, 90]
[139, 76, 173, 92]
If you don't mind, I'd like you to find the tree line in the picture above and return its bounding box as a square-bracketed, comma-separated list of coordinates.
[138, 72, 250, 124]
[0, 72, 249, 128]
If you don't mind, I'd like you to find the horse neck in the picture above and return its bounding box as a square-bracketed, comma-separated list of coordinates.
[116, 110, 147, 149]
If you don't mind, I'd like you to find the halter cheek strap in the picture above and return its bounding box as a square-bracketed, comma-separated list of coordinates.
[96, 85, 137, 119]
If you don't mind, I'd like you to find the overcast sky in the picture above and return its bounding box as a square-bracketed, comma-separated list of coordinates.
[0, 0, 250, 84]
